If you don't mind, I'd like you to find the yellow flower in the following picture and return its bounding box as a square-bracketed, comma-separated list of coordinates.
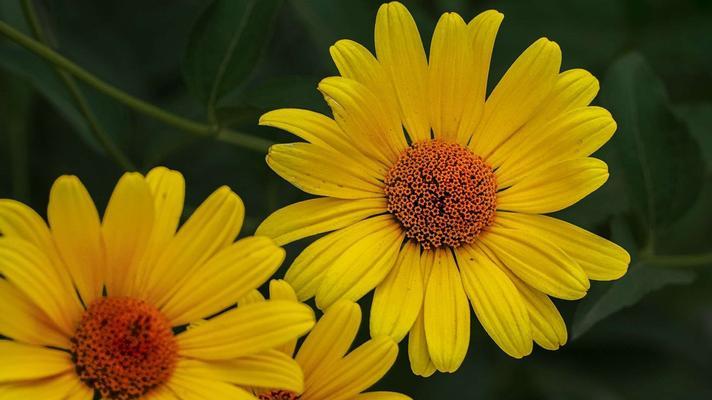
[0, 167, 315, 399]
[257, 1, 631, 375]
[244, 280, 410, 400]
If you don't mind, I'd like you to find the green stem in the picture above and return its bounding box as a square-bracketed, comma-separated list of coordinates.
[643, 252, 712, 268]
[0, 19, 272, 153]
[20, 0, 135, 170]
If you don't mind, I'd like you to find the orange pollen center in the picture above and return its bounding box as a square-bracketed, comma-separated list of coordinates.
[258, 390, 300, 400]
[384, 139, 497, 249]
[71, 297, 177, 400]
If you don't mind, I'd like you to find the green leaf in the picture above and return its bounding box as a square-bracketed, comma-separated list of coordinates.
[601, 53, 704, 236]
[675, 103, 712, 172]
[572, 264, 695, 339]
[182, 0, 282, 116]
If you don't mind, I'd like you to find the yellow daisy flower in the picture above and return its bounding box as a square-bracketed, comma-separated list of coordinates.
[243, 280, 410, 400]
[256, 1, 631, 375]
[0, 167, 315, 399]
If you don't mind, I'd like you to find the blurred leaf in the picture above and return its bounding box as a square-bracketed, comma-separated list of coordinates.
[601, 53, 704, 241]
[182, 0, 282, 115]
[0, 75, 33, 200]
[572, 264, 695, 339]
[675, 103, 712, 171]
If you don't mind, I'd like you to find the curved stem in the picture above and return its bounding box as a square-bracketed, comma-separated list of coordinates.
[643, 252, 712, 268]
[20, 0, 135, 170]
[0, 20, 272, 153]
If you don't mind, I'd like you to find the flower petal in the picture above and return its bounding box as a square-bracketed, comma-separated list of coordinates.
[161, 236, 285, 325]
[267, 143, 385, 199]
[375, 1, 430, 143]
[424, 248, 469, 372]
[177, 300, 314, 360]
[307, 337, 399, 400]
[167, 361, 256, 400]
[496, 213, 630, 281]
[0, 341, 73, 382]
[268, 279, 300, 356]
[0, 200, 56, 260]
[47, 175, 104, 305]
[456, 244, 533, 358]
[407, 309, 436, 378]
[497, 157, 609, 214]
[470, 38, 561, 160]
[0, 373, 84, 400]
[102, 172, 154, 297]
[256, 197, 387, 246]
[353, 393, 413, 400]
[481, 225, 589, 300]
[370, 240, 423, 342]
[315, 217, 403, 310]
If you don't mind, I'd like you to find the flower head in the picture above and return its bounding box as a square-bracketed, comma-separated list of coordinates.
[257, 1, 630, 375]
[0, 167, 315, 398]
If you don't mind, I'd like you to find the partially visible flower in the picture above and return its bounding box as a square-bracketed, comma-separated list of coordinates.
[243, 280, 410, 400]
[0, 167, 314, 399]
[257, 1, 630, 376]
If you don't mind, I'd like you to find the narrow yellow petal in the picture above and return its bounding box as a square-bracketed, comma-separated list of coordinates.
[47, 175, 104, 305]
[424, 248, 469, 372]
[470, 38, 561, 159]
[161, 236, 285, 326]
[307, 337, 398, 400]
[167, 362, 256, 400]
[0, 372, 84, 400]
[0, 238, 81, 336]
[375, 1, 430, 143]
[481, 225, 589, 300]
[315, 218, 403, 310]
[176, 350, 303, 394]
[456, 244, 533, 358]
[354, 393, 412, 400]
[267, 143, 385, 199]
[177, 300, 314, 360]
[102, 172, 154, 297]
[256, 197, 387, 246]
[145, 186, 244, 305]
[497, 157, 609, 214]
[496, 213, 630, 281]
[0, 200, 56, 260]
[407, 309, 436, 377]
[238, 289, 265, 306]
[297, 300, 361, 391]
[0, 341, 72, 382]
[370, 241, 423, 342]
[269, 279, 299, 356]
[142, 386, 178, 400]
[496, 107, 616, 188]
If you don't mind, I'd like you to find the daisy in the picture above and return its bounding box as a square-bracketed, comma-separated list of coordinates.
[242, 280, 410, 400]
[0, 167, 315, 399]
[256, 1, 630, 375]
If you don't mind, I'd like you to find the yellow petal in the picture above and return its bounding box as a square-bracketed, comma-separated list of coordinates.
[481, 225, 589, 300]
[353, 392, 413, 400]
[267, 143, 385, 199]
[144, 186, 244, 305]
[256, 197, 387, 246]
[370, 240, 423, 342]
[375, 1, 430, 143]
[285, 215, 397, 300]
[456, 244, 533, 358]
[167, 361, 256, 400]
[307, 337, 398, 400]
[178, 300, 314, 360]
[496, 107, 616, 188]
[424, 248, 469, 372]
[407, 309, 436, 378]
[0, 238, 81, 336]
[47, 175, 104, 305]
[315, 217, 403, 310]
[497, 157, 609, 214]
[496, 213, 630, 281]
[487, 68, 600, 167]
[176, 350, 303, 394]
[0, 280, 70, 348]
[143, 386, 179, 400]
[0, 372, 84, 400]
[269, 279, 299, 356]
[470, 38, 561, 159]
[0, 341, 73, 382]
[161, 236, 284, 326]
[238, 289, 266, 306]
[318, 77, 406, 164]
[0, 200, 56, 261]
[65, 383, 94, 400]
[102, 172, 155, 297]
[297, 300, 361, 392]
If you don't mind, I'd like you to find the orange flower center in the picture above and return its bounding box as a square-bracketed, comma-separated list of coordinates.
[258, 390, 300, 400]
[71, 297, 177, 400]
[384, 139, 497, 249]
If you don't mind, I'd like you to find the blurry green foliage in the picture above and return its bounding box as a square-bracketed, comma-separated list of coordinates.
[1, 0, 711, 398]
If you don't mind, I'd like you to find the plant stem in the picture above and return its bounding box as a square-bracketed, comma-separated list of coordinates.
[643, 252, 712, 268]
[0, 19, 272, 153]
[20, 0, 135, 170]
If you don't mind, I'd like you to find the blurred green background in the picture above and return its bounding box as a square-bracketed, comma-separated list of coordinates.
[1, 0, 711, 399]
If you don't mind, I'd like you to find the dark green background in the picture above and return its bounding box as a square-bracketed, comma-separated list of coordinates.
[1, 0, 711, 399]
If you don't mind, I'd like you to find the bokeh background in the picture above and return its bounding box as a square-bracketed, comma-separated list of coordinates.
[1, 0, 711, 398]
